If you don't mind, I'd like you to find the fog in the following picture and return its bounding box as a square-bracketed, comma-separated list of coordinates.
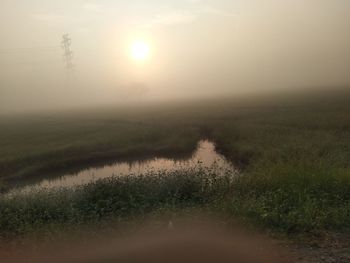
[1, 0, 350, 113]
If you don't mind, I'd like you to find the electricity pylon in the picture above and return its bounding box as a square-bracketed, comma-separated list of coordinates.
[61, 34, 74, 73]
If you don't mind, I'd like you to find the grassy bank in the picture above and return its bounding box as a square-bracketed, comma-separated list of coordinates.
[0, 91, 349, 238]
[1, 164, 348, 238]
[208, 96, 350, 234]
[0, 169, 232, 238]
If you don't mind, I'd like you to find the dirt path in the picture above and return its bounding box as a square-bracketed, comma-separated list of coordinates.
[281, 232, 350, 263]
[1, 219, 348, 263]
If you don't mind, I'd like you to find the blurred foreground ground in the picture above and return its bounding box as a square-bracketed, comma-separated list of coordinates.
[1, 219, 292, 263]
[1, 217, 349, 263]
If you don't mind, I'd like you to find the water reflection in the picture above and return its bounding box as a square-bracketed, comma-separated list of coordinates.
[11, 140, 235, 194]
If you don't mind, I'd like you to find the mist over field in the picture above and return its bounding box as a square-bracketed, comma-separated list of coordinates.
[1, 0, 350, 113]
[1, 2, 350, 262]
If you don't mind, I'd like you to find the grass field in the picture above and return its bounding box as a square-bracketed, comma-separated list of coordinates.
[0, 91, 349, 239]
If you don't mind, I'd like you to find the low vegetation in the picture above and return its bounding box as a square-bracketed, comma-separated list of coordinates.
[0, 91, 349, 238]
[0, 169, 232, 238]
[209, 95, 350, 234]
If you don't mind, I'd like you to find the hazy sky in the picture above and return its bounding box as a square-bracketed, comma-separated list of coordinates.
[1, 0, 350, 113]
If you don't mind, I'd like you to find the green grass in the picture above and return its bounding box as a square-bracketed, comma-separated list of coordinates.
[0, 168, 232, 238]
[0, 107, 202, 183]
[207, 97, 350, 234]
[0, 91, 349, 238]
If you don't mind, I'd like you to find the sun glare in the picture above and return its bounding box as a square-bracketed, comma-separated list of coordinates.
[131, 41, 150, 61]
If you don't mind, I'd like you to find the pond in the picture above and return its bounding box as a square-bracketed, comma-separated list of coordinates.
[9, 140, 235, 195]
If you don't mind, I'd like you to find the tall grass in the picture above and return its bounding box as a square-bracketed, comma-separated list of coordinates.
[0, 168, 233, 238]
[1, 161, 349, 238]
[225, 162, 350, 234]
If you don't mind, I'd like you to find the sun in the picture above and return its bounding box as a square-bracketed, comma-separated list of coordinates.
[131, 41, 150, 61]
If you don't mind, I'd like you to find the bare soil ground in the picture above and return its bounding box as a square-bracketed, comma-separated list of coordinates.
[284, 232, 350, 263]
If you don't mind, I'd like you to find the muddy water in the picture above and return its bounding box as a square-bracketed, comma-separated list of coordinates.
[11, 140, 235, 194]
